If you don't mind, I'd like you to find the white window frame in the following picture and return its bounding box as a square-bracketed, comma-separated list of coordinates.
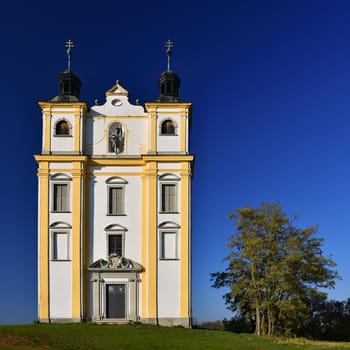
[105, 224, 127, 259]
[51, 231, 70, 260]
[161, 183, 177, 212]
[49, 222, 72, 261]
[107, 185, 125, 215]
[158, 221, 180, 260]
[51, 174, 72, 213]
[159, 174, 180, 213]
[159, 231, 178, 260]
[106, 177, 127, 216]
[107, 233, 124, 257]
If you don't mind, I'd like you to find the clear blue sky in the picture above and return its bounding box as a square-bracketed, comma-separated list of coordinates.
[1, 0, 350, 324]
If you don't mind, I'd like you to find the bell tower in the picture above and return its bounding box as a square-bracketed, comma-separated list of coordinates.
[35, 40, 87, 322]
[143, 40, 193, 326]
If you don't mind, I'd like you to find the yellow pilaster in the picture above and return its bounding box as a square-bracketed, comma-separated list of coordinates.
[71, 162, 83, 319]
[74, 114, 81, 153]
[44, 115, 51, 153]
[141, 169, 147, 318]
[146, 162, 157, 318]
[180, 115, 186, 152]
[83, 171, 90, 319]
[150, 112, 157, 153]
[37, 161, 49, 320]
[180, 162, 191, 317]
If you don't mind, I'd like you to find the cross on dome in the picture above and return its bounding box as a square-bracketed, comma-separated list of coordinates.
[65, 39, 74, 71]
[165, 39, 173, 71]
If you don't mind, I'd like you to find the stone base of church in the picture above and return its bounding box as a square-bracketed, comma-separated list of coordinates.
[38, 318, 81, 323]
[39, 316, 191, 328]
[141, 317, 191, 328]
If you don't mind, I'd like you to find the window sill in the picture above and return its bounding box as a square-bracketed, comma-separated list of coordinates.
[107, 214, 127, 216]
[159, 258, 179, 261]
[159, 211, 179, 214]
[160, 134, 178, 136]
[51, 259, 71, 262]
[53, 135, 72, 137]
[51, 211, 71, 213]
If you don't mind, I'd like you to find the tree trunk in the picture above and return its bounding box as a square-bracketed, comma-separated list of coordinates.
[267, 308, 275, 337]
[255, 306, 261, 335]
[261, 312, 268, 336]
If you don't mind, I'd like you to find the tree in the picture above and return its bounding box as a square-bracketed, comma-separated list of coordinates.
[211, 202, 339, 337]
[302, 297, 350, 341]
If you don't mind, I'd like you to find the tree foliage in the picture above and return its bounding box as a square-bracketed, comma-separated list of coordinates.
[211, 202, 339, 337]
[302, 297, 350, 341]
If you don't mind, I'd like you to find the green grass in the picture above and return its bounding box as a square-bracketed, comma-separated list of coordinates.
[0, 323, 350, 350]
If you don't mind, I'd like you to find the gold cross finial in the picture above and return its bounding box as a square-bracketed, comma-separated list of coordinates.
[165, 39, 173, 71]
[66, 39, 74, 50]
[65, 39, 74, 70]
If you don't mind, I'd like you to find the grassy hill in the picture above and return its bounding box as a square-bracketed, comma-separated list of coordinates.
[0, 323, 350, 350]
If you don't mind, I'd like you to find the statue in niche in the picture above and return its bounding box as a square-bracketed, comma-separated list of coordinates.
[109, 123, 124, 154]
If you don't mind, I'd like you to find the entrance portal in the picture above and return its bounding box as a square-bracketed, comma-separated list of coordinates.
[106, 284, 126, 318]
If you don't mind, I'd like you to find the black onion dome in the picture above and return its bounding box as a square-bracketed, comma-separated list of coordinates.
[156, 70, 181, 102]
[50, 69, 82, 102]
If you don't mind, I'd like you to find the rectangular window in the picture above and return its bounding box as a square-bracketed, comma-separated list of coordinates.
[161, 184, 177, 212]
[53, 183, 69, 212]
[160, 232, 177, 259]
[108, 234, 123, 256]
[52, 232, 69, 260]
[108, 186, 124, 215]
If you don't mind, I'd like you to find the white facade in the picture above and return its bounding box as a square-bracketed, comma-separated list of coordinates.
[36, 73, 193, 327]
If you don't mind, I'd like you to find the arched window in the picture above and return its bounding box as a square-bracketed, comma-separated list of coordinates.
[50, 174, 72, 212]
[106, 177, 128, 215]
[158, 222, 180, 260]
[159, 173, 180, 213]
[55, 120, 70, 136]
[161, 119, 176, 135]
[49, 222, 72, 261]
[104, 224, 127, 258]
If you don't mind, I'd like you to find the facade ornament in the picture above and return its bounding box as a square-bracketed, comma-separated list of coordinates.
[98, 254, 131, 269]
[110, 124, 124, 154]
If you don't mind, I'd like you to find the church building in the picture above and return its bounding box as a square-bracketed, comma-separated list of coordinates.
[34, 40, 194, 327]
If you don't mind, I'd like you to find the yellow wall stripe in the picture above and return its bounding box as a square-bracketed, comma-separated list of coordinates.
[71, 162, 83, 319]
[44, 115, 51, 153]
[38, 162, 49, 320]
[180, 162, 191, 317]
[147, 162, 157, 318]
[83, 171, 90, 319]
[150, 116, 157, 152]
[180, 116, 186, 152]
[141, 169, 147, 318]
[74, 114, 81, 153]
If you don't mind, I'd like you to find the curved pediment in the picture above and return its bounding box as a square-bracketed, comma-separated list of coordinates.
[105, 176, 128, 184]
[158, 221, 180, 229]
[104, 224, 128, 232]
[50, 173, 72, 181]
[158, 173, 180, 181]
[89, 256, 142, 272]
[49, 221, 72, 229]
